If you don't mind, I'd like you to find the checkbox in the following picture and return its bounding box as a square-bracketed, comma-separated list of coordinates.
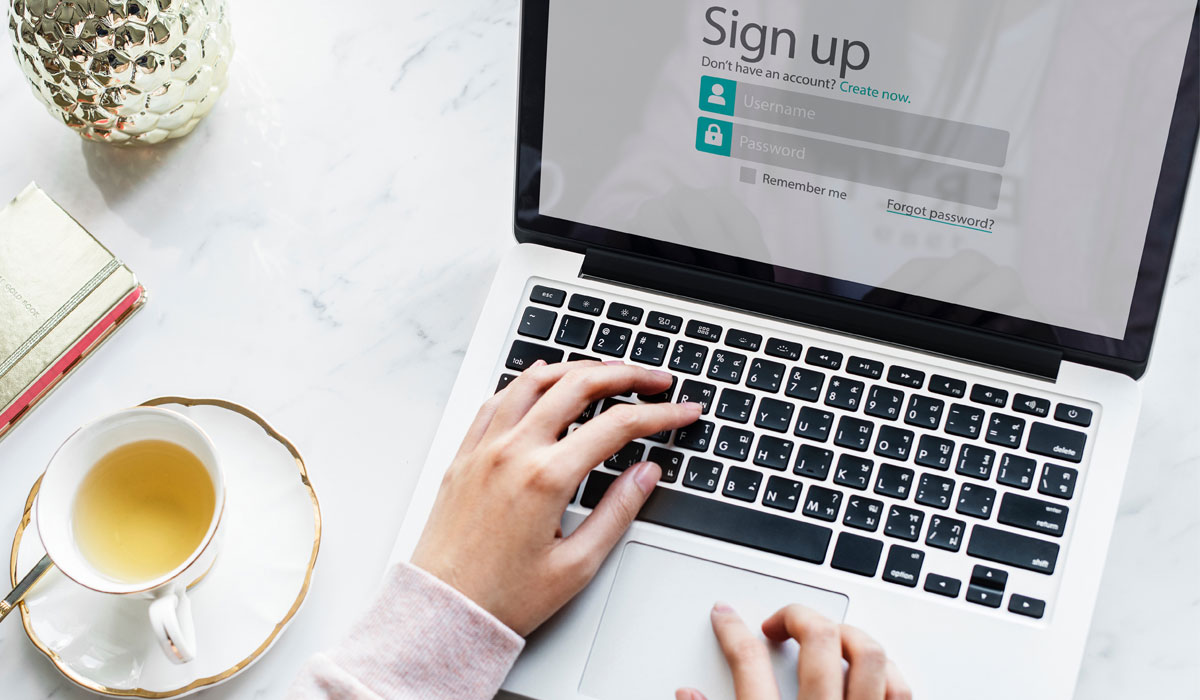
[740, 167, 757, 184]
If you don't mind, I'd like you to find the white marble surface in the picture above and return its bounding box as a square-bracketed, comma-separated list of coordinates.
[0, 1, 1196, 697]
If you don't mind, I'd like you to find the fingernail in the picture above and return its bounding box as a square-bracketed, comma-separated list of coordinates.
[604, 360, 624, 366]
[650, 369, 672, 380]
[681, 401, 704, 411]
[712, 601, 733, 615]
[531, 359, 546, 368]
[632, 461, 660, 494]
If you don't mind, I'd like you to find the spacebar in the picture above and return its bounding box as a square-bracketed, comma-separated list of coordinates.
[580, 472, 832, 564]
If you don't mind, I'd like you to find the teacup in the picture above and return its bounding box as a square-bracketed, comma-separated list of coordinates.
[32, 407, 225, 664]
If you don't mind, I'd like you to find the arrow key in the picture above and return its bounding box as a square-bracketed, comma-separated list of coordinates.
[966, 564, 1007, 609]
[1008, 594, 1046, 619]
[923, 573, 962, 598]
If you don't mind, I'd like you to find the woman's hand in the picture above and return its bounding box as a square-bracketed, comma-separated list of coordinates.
[411, 360, 703, 636]
[676, 604, 912, 700]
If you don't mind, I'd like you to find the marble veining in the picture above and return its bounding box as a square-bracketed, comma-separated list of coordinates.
[0, 1, 1196, 698]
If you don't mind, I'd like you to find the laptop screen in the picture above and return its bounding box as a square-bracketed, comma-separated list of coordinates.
[517, 1, 1199, 370]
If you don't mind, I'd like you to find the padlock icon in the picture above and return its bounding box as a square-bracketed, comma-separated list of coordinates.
[704, 123, 724, 147]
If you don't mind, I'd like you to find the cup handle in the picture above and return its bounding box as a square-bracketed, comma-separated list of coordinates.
[148, 585, 196, 664]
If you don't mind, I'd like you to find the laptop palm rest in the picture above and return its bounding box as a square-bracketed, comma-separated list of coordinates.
[579, 542, 849, 700]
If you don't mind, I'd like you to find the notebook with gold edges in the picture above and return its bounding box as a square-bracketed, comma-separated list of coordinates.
[0, 183, 146, 441]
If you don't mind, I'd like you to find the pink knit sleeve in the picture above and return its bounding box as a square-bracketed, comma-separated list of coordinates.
[287, 562, 525, 699]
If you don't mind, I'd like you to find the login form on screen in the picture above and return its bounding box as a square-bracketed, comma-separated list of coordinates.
[538, 0, 1195, 338]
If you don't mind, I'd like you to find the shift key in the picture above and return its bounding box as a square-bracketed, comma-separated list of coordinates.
[1026, 422, 1086, 463]
[968, 525, 1059, 574]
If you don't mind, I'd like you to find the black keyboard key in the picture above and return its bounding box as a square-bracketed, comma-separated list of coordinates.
[846, 356, 884, 379]
[1039, 464, 1079, 500]
[874, 463, 915, 500]
[518, 306, 557, 340]
[1009, 594, 1046, 619]
[605, 442, 645, 472]
[677, 380, 717, 414]
[647, 447, 685, 483]
[600, 398, 633, 416]
[754, 397, 794, 433]
[725, 328, 762, 351]
[670, 341, 709, 375]
[794, 444, 834, 480]
[746, 358, 786, 393]
[715, 426, 754, 462]
[929, 375, 966, 398]
[505, 340, 564, 371]
[874, 426, 914, 462]
[568, 352, 599, 362]
[555, 315, 595, 349]
[925, 573, 962, 598]
[606, 303, 643, 325]
[765, 338, 803, 361]
[722, 466, 762, 502]
[997, 454, 1037, 490]
[786, 367, 825, 402]
[630, 332, 670, 366]
[904, 395, 945, 430]
[568, 293, 604, 316]
[966, 565, 1007, 608]
[795, 407, 834, 443]
[592, 323, 631, 358]
[715, 389, 755, 424]
[956, 483, 997, 519]
[682, 457, 723, 493]
[637, 375, 678, 404]
[925, 515, 966, 552]
[1055, 403, 1093, 428]
[580, 472, 832, 564]
[830, 532, 884, 577]
[843, 495, 885, 532]
[1027, 422, 1086, 463]
[577, 401, 600, 424]
[882, 545, 924, 587]
[887, 366, 925, 389]
[806, 346, 843, 370]
[495, 373, 517, 393]
[985, 413, 1026, 448]
[968, 526, 1059, 574]
[686, 319, 723, 342]
[675, 420, 715, 452]
[945, 403, 986, 439]
[834, 416, 874, 451]
[915, 434, 956, 471]
[884, 505, 924, 541]
[1013, 394, 1051, 418]
[825, 376, 865, 411]
[955, 444, 996, 481]
[865, 385, 904, 421]
[646, 311, 683, 334]
[763, 476, 803, 512]
[970, 384, 1008, 408]
[915, 473, 956, 510]
[754, 435, 794, 471]
[999, 493, 1069, 537]
[646, 429, 672, 445]
[834, 454, 874, 490]
[530, 285, 566, 307]
[707, 350, 748, 384]
[802, 485, 843, 521]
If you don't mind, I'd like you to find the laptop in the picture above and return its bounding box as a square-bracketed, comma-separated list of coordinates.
[389, 2, 1200, 698]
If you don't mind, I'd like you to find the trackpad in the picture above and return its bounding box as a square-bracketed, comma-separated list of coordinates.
[580, 543, 849, 700]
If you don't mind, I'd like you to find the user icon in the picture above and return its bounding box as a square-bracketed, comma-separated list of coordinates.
[707, 83, 727, 107]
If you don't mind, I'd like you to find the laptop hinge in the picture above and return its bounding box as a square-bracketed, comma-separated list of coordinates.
[580, 248, 1063, 381]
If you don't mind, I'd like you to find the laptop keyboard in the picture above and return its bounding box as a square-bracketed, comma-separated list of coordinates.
[497, 280, 1096, 622]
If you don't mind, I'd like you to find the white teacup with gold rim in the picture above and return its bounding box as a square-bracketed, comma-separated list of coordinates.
[25, 407, 225, 665]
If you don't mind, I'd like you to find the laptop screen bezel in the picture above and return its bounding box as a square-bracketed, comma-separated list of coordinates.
[513, 1, 1200, 379]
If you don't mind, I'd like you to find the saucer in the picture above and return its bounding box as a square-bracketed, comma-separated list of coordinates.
[9, 397, 322, 697]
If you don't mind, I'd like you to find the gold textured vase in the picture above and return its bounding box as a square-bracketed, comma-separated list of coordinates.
[7, 0, 233, 145]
